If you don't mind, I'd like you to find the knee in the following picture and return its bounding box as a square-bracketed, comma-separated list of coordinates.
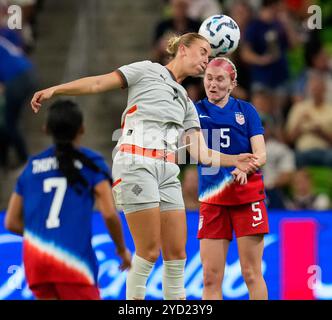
[164, 250, 186, 261]
[135, 240, 161, 263]
[241, 267, 261, 286]
[142, 249, 160, 263]
[163, 245, 186, 261]
[203, 266, 223, 288]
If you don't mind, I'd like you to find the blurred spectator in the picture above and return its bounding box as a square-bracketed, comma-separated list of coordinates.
[241, 0, 300, 120]
[187, 0, 222, 21]
[285, 72, 332, 168]
[153, 0, 201, 64]
[251, 87, 273, 122]
[262, 119, 296, 209]
[182, 165, 200, 211]
[0, 35, 37, 168]
[228, 0, 253, 100]
[285, 168, 330, 210]
[251, 87, 286, 140]
[152, 0, 203, 101]
[293, 45, 332, 103]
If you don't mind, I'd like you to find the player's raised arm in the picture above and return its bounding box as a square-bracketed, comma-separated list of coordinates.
[184, 128, 259, 172]
[30, 71, 124, 113]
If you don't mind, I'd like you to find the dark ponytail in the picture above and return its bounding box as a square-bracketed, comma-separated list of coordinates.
[46, 100, 111, 193]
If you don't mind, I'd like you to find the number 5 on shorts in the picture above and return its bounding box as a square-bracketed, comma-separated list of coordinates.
[252, 202, 262, 221]
[43, 177, 67, 229]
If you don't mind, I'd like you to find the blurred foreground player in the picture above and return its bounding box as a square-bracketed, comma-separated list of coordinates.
[5, 100, 131, 300]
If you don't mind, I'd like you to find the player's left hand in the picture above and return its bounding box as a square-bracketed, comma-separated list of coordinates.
[231, 168, 247, 185]
[117, 248, 132, 271]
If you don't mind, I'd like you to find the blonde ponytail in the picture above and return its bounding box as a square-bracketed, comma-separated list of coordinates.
[166, 35, 182, 57]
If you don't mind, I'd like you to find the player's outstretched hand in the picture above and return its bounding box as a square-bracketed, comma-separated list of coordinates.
[117, 248, 132, 271]
[231, 168, 247, 185]
[235, 153, 259, 173]
[31, 88, 55, 113]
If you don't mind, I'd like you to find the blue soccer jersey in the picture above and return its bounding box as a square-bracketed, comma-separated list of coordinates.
[195, 96, 266, 205]
[15, 146, 110, 287]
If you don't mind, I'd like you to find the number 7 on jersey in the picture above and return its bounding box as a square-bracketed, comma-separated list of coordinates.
[43, 177, 67, 229]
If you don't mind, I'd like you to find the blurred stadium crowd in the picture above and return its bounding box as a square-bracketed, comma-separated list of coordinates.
[0, 0, 332, 211]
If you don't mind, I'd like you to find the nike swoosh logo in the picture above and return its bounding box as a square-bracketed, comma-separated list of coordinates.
[252, 221, 264, 227]
[199, 115, 210, 118]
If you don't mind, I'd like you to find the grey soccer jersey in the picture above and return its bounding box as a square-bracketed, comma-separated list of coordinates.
[116, 60, 200, 151]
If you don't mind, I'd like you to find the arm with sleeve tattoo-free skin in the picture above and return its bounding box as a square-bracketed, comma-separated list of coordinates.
[31, 71, 124, 113]
[230, 135, 266, 184]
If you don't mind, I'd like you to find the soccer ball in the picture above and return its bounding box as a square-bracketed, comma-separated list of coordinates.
[199, 14, 240, 57]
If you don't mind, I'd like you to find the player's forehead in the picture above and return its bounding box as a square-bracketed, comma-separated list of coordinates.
[192, 38, 211, 55]
[205, 65, 230, 78]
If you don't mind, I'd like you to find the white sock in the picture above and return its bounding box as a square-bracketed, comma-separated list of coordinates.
[162, 259, 186, 300]
[126, 254, 155, 300]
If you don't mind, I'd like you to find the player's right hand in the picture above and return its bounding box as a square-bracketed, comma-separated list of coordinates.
[117, 248, 132, 271]
[31, 88, 55, 113]
[235, 153, 259, 173]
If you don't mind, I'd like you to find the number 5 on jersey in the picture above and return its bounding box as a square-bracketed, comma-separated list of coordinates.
[220, 128, 230, 148]
[43, 177, 67, 229]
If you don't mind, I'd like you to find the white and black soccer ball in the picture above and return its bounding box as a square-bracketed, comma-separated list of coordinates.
[199, 14, 240, 57]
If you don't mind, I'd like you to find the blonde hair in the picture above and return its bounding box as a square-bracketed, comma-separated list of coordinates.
[166, 32, 208, 58]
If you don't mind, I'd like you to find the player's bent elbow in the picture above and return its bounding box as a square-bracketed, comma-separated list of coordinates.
[4, 218, 23, 235]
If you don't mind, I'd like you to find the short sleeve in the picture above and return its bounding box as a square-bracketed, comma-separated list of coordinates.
[91, 157, 112, 188]
[246, 103, 264, 137]
[184, 100, 201, 131]
[117, 60, 150, 87]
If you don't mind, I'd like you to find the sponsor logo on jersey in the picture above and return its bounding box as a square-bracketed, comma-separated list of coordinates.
[252, 221, 264, 228]
[199, 114, 210, 119]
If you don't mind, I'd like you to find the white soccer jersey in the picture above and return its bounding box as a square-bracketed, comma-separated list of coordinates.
[116, 60, 200, 151]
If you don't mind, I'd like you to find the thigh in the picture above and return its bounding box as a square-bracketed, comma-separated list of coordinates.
[30, 283, 58, 300]
[56, 283, 100, 300]
[125, 207, 161, 261]
[160, 210, 187, 261]
[200, 239, 230, 275]
[197, 203, 233, 240]
[231, 201, 269, 238]
[237, 235, 265, 270]
[159, 162, 184, 210]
